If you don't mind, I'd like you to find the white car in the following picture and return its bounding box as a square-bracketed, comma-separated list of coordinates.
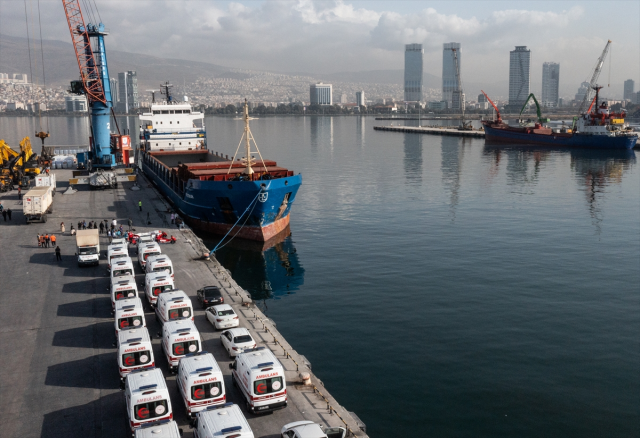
[205, 304, 239, 330]
[281, 421, 346, 438]
[220, 328, 256, 357]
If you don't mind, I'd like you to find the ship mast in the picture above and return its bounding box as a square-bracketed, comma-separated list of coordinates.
[242, 101, 255, 175]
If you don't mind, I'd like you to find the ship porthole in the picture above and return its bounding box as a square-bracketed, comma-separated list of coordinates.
[228, 184, 233, 189]
[261, 183, 266, 189]
[284, 180, 288, 185]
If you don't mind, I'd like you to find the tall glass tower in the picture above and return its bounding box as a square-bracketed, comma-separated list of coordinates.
[509, 46, 531, 108]
[442, 42, 461, 108]
[404, 44, 423, 103]
[541, 62, 560, 108]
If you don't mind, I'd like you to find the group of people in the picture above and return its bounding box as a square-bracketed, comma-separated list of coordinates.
[1, 205, 12, 221]
[37, 233, 57, 248]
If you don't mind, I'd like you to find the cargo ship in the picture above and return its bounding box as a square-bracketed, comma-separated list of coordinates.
[139, 84, 301, 242]
[481, 89, 638, 150]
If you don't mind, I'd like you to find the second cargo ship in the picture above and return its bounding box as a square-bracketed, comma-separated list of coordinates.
[139, 84, 301, 242]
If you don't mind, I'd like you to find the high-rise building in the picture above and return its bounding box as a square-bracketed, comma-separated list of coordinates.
[508, 46, 531, 108]
[404, 44, 423, 103]
[477, 93, 488, 110]
[310, 83, 332, 105]
[575, 81, 590, 102]
[110, 77, 118, 106]
[116, 71, 139, 113]
[65, 95, 88, 112]
[356, 91, 365, 106]
[541, 62, 560, 108]
[442, 42, 461, 107]
[340, 94, 348, 104]
[623, 79, 635, 101]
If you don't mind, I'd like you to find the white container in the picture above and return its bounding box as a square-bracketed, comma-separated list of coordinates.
[23, 186, 53, 223]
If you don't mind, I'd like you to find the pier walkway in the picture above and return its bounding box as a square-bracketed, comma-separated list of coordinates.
[0, 170, 367, 438]
[374, 125, 486, 137]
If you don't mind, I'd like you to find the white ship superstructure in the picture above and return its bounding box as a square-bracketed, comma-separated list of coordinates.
[139, 84, 206, 152]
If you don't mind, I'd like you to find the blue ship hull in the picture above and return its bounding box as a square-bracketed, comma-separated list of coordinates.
[483, 123, 637, 150]
[141, 153, 302, 242]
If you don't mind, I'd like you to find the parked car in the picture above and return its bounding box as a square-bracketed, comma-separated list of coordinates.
[197, 286, 224, 309]
[205, 304, 239, 330]
[281, 421, 346, 438]
[220, 328, 256, 358]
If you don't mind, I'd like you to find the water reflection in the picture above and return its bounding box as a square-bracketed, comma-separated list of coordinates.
[309, 117, 333, 154]
[356, 116, 365, 149]
[441, 137, 469, 221]
[210, 233, 305, 311]
[403, 133, 422, 184]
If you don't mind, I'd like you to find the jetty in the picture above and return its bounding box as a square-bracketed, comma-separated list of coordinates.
[374, 125, 486, 138]
[0, 169, 367, 437]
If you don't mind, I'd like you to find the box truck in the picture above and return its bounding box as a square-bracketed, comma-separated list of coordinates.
[23, 186, 53, 223]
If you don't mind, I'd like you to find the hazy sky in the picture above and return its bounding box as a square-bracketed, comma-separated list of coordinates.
[1, 0, 639, 96]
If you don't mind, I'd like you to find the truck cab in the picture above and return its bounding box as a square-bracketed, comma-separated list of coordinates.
[162, 319, 202, 373]
[145, 255, 174, 279]
[193, 404, 254, 438]
[155, 290, 194, 326]
[124, 368, 173, 434]
[138, 242, 161, 269]
[76, 229, 100, 266]
[230, 347, 287, 414]
[177, 352, 226, 417]
[110, 275, 138, 311]
[144, 272, 175, 308]
[118, 327, 155, 380]
[115, 297, 146, 335]
[111, 258, 135, 279]
[108, 244, 129, 270]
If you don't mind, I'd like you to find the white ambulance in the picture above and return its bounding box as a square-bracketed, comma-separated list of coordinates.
[144, 273, 175, 308]
[124, 368, 173, 434]
[134, 420, 182, 438]
[115, 297, 146, 335]
[111, 275, 139, 311]
[177, 352, 226, 417]
[138, 242, 161, 269]
[112, 237, 128, 246]
[111, 257, 135, 279]
[145, 254, 174, 279]
[193, 403, 254, 438]
[107, 244, 129, 271]
[155, 290, 194, 326]
[162, 319, 202, 372]
[118, 327, 155, 380]
[230, 347, 287, 414]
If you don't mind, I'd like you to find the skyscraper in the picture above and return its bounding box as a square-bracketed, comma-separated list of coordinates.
[623, 79, 635, 101]
[541, 62, 560, 108]
[442, 42, 461, 108]
[508, 46, 531, 109]
[310, 83, 332, 105]
[110, 77, 118, 106]
[404, 44, 423, 103]
[356, 91, 365, 107]
[116, 71, 139, 113]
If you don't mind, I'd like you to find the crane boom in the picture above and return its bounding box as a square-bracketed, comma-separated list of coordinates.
[62, 0, 106, 104]
[577, 40, 611, 114]
[481, 90, 502, 123]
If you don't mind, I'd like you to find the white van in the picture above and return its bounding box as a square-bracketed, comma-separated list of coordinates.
[134, 420, 181, 438]
[118, 327, 155, 380]
[110, 275, 139, 311]
[193, 403, 254, 438]
[155, 290, 194, 326]
[138, 242, 161, 269]
[145, 255, 174, 279]
[115, 297, 146, 335]
[144, 273, 176, 308]
[162, 319, 202, 373]
[111, 257, 135, 279]
[124, 368, 173, 433]
[107, 245, 129, 271]
[230, 347, 287, 414]
[177, 352, 226, 417]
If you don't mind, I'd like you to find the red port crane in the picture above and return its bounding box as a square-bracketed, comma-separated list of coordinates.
[481, 90, 502, 123]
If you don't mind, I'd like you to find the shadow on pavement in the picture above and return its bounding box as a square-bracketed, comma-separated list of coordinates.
[52, 322, 115, 349]
[29, 252, 58, 264]
[44, 353, 120, 390]
[61, 279, 106, 294]
[57, 297, 111, 318]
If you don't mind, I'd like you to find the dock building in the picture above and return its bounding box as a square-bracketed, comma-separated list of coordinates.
[541, 62, 560, 108]
[508, 46, 531, 110]
[404, 43, 423, 103]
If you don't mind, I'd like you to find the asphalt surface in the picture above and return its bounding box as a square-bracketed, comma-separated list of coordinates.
[0, 171, 366, 438]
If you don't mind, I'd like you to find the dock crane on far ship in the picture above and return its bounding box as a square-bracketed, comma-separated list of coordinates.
[572, 40, 612, 131]
[61, 0, 132, 178]
[451, 48, 472, 131]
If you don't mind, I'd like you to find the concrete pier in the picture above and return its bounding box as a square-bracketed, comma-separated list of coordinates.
[374, 125, 486, 138]
[0, 170, 367, 438]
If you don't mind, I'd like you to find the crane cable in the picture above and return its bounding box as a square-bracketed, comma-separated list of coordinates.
[37, 0, 48, 132]
[23, 0, 34, 87]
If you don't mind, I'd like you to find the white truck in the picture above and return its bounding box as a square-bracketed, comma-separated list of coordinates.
[23, 186, 54, 223]
[76, 229, 100, 266]
[35, 173, 57, 190]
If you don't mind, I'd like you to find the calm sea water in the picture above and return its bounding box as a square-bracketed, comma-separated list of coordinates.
[2, 115, 638, 437]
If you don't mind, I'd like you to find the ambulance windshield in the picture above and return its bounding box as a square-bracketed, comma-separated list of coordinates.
[168, 307, 191, 320]
[191, 382, 222, 401]
[134, 399, 168, 421]
[118, 316, 143, 330]
[152, 285, 173, 296]
[254, 376, 283, 395]
[172, 340, 199, 356]
[115, 289, 136, 300]
[122, 349, 151, 367]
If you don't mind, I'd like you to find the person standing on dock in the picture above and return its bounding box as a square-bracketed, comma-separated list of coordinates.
[2, 210, 6, 222]
[99, 221, 104, 234]
[50, 234, 56, 247]
[6, 209, 11, 221]
[107, 229, 112, 243]
[44, 234, 49, 248]
[138, 200, 142, 211]
[37, 234, 41, 247]
[170, 212, 175, 224]
[60, 222, 65, 234]
[128, 218, 133, 231]
[17, 186, 21, 199]
[55, 246, 61, 262]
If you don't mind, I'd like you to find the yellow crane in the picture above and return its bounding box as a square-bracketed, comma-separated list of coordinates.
[0, 137, 41, 191]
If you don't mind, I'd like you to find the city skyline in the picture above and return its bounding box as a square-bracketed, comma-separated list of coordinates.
[0, 1, 638, 98]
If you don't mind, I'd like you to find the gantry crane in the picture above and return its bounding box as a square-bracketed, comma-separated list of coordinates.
[451, 48, 472, 130]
